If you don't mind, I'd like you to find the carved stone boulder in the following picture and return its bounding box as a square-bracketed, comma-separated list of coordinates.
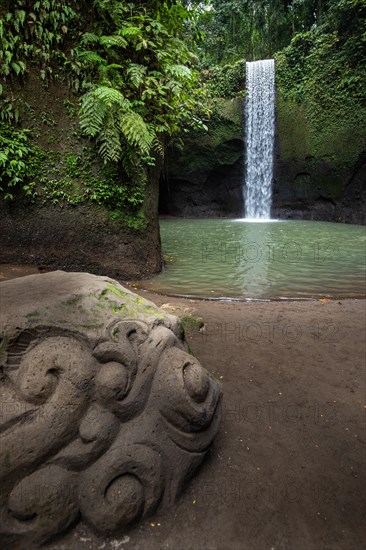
[0, 271, 221, 545]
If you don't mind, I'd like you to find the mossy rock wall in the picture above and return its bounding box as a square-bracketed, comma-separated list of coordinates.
[0, 73, 163, 278]
[159, 98, 244, 217]
[272, 93, 366, 224]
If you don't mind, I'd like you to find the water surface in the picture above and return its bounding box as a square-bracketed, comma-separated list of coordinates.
[142, 219, 366, 299]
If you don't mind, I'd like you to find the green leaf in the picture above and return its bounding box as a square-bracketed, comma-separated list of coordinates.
[165, 64, 191, 80]
[80, 33, 100, 46]
[119, 112, 155, 154]
[93, 86, 130, 109]
[11, 63, 21, 76]
[18, 10, 26, 25]
[119, 26, 142, 38]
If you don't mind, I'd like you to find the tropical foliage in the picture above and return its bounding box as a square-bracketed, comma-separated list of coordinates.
[77, 0, 208, 168]
[0, 0, 79, 80]
[276, 0, 366, 103]
[0, 0, 209, 211]
[0, 123, 33, 200]
[199, 0, 366, 65]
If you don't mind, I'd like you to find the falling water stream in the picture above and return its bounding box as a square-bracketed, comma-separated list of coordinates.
[244, 59, 275, 219]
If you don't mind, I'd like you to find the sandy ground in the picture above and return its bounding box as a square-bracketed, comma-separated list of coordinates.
[1, 265, 365, 550]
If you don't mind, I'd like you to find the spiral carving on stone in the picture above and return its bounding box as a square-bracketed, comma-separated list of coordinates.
[0, 271, 222, 545]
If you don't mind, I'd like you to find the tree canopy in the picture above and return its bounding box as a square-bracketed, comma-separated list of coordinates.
[199, 0, 366, 64]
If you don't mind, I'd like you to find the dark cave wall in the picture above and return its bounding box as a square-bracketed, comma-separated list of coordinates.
[159, 98, 244, 217]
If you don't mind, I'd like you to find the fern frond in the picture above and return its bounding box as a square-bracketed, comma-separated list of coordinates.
[126, 63, 145, 88]
[79, 90, 109, 136]
[80, 85, 134, 163]
[78, 50, 107, 66]
[167, 80, 183, 94]
[98, 69, 124, 90]
[165, 64, 191, 80]
[119, 112, 155, 154]
[99, 35, 128, 49]
[118, 26, 142, 39]
[152, 136, 164, 158]
[105, 63, 124, 71]
[80, 33, 100, 46]
[98, 124, 122, 163]
[93, 86, 130, 110]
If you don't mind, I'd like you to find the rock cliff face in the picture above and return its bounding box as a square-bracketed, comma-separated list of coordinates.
[272, 151, 366, 224]
[159, 97, 366, 225]
[159, 98, 244, 217]
[0, 198, 162, 280]
[272, 96, 366, 224]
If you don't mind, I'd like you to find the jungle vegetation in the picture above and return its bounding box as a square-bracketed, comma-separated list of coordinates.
[0, 0, 365, 209]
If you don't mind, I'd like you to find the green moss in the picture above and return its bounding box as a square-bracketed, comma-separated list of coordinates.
[99, 285, 136, 309]
[95, 284, 164, 318]
[64, 153, 80, 177]
[168, 98, 243, 176]
[308, 103, 366, 166]
[142, 306, 164, 317]
[277, 91, 366, 170]
[106, 283, 129, 300]
[40, 111, 56, 127]
[62, 295, 82, 307]
[23, 145, 148, 229]
[179, 315, 204, 334]
[203, 98, 242, 149]
[203, 60, 246, 99]
[63, 100, 78, 119]
[275, 31, 366, 173]
[97, 294, 128, 314]
[276, 96, 310, 160]
[208, 97, 243, 124]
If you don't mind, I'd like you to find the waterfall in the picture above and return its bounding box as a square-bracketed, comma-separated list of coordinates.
[244, 59, 275, 219]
